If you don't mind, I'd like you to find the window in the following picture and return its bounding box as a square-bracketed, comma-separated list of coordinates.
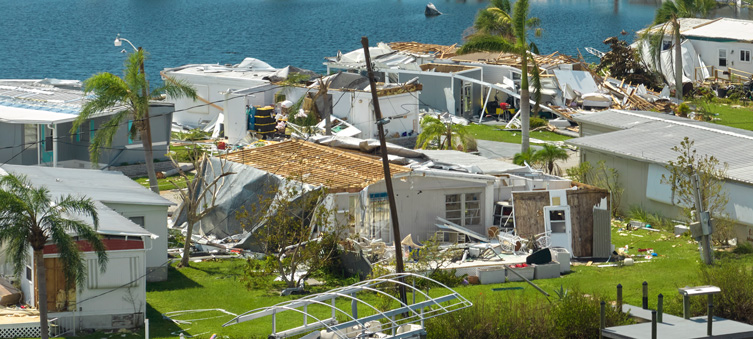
[127, 120, 142, 144]
[741, 50, 751, 63]
[662, 40, 672, 51]
[445, 193, 481, 226]
[128, 216, 145, 227]
[24, 124, 37, 150]
[44, 127, 53, 152]
[549, 210, 567, 233]
[719, 49, 728, 67]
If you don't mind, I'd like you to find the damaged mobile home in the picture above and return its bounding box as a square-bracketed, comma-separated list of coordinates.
[176, 138, 611, 269]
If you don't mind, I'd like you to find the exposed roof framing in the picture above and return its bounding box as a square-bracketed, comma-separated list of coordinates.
[222, 139, 410, 192]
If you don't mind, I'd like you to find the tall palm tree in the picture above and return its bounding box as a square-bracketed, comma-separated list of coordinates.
[0, 173, 107, 339]
[416, 115, 476, 151]
[645, 0, 715, 101]
[72, 49, 197, 193]
[534, 144, 569, 175]
[458, 0, 542, 154]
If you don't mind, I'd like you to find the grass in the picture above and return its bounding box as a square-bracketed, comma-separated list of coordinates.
[47, 223, 753, 339]
[694, 101, 753, 131]
[465, 124, 572, 144]
[133, 172, 195, 191]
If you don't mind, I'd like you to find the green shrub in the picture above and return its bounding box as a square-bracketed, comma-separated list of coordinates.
[428, 269, 466, 288]
[425, 291, 632, 339]
[733, 242, 753, 254]
[627, 206, 673, 231]
[676, 102, 691, 117]
[698, 260, 753, 324]
[529, 116, 548, 129]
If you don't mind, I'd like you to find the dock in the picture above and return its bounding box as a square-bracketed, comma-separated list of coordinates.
[602, 304, 753, 339]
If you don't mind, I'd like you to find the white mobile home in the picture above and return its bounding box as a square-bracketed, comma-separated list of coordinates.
[568, 109, 753, 242]
[0, 80, 174, 169]
[683, 18, 753, 80]
[2, 165, 172, 282]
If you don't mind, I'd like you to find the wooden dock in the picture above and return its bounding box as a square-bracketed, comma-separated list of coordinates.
[602, 304, 753, 339]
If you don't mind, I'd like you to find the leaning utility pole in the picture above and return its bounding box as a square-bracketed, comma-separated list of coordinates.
[361, 36, 408, 305]
[689, 166, 714, 265]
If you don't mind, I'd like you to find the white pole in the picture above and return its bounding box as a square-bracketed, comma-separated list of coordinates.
[145, 318, 149, 339]
[52, 124, 58, 168]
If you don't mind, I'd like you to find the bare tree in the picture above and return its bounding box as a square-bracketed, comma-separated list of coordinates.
[169, 147, 235, 268]
[236, 179, 343, 289]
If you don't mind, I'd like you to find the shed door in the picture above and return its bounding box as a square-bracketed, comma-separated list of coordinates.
[592, 207, 612, 258]
[544, 206, 572, 257]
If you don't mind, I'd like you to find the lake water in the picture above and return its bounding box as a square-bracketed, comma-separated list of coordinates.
[1, 0, 750, 85]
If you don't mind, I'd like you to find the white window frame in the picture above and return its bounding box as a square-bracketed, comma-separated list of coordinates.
[719, 49, 728, 67]
[740, 49, 751, 63]
[445, 192, 482, 227]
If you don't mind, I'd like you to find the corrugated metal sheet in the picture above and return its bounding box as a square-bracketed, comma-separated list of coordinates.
[592, 207, 611, 258]
[568, 109, 753, 185]
[568, 120, 753, 184]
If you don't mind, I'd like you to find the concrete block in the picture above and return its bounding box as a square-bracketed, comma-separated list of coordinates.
[533, 262, 560, 280]
[506, 266, 534, 282]
[674, 225, 690, 236]
[478, 266, 506, 285]
[452, 266, 478, 278]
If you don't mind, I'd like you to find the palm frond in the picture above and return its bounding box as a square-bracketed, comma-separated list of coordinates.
[458, 35, 518, 54]
[151, 76, 197, 100]
[89, 109, 131, 164]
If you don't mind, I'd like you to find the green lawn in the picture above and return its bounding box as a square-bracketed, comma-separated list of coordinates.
[465, 124, 573, 144]
[697, 102, 753, 131]
[49, 223, 752, 339]
[133, 172, 195, 191]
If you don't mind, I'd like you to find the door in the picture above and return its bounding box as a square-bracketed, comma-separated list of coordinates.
[40, 125, 53, 164]
[460, 82, 472, 118]
[544, 206, 572, 257]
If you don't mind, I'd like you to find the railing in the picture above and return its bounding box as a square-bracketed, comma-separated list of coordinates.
[49, 314, 77, 337]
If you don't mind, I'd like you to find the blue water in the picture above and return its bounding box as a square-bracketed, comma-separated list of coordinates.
[0, 0, 749, 85]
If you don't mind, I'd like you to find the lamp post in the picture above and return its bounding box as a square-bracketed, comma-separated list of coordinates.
[112, 34, 160, 193]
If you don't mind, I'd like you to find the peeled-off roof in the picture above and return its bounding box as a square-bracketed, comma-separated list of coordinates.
[1, 165, 172, 206]
[417, 150, 524, 175]
[567, 112, 753, 185]
[683, 18, 753, 42]
[222, 139, 410, 192]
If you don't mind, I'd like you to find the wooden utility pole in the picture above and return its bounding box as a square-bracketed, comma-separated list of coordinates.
[689, 166, 713, 265]
[361, 36, 407, 305]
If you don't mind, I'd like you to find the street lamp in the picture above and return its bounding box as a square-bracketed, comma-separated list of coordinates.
[114, 34, 138, 52]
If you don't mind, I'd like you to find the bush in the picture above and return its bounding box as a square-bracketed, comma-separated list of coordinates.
[529, 116, 548, 129]
[627, 206, 673, 231]
[427, 269, 466, 288]
[425, 291, 632, 339]
[698, 261, 753, 324]
[733, 242, 753, 254]
[676, 102, 690, 117]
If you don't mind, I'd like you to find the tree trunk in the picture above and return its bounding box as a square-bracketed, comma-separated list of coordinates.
[674, 21, 683, 101]
[138, 47, 160, 194]
[446, 123, 453, 150]
[180, 216, 195, 268]
[141, 126, 160, 194]
[520, 51, 531, 154]
[35, 250, 49, 339]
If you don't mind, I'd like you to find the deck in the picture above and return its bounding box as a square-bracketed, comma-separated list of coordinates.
[602, 304, 753, 339]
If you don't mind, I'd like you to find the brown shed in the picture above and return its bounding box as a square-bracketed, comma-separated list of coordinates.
[512, 183, 611, 258]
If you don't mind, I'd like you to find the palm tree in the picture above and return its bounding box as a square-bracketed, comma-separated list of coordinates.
[0, 173, 107, 339]
[534, 144, 569, 175]
[416, 115, 476, 151]
[72, 49, 197, 193]
[512, 148, 537, 167]
[644, 0, 715, 101]
[458, 0, 542, 154]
